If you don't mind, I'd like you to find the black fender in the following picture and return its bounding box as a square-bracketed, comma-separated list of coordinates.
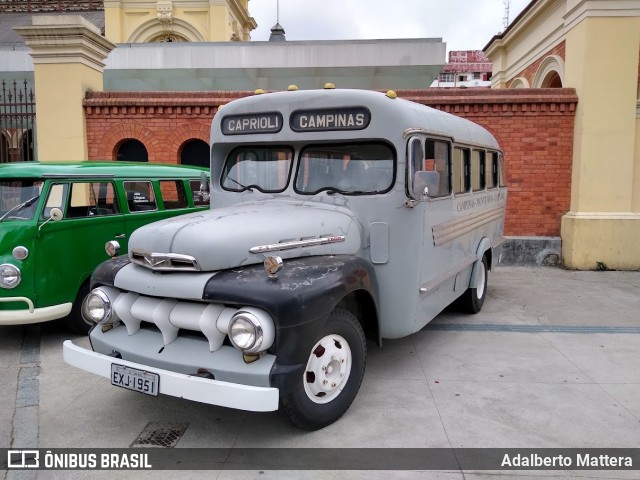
[90, 256, 131, 289]
[202, 255, 380, 394]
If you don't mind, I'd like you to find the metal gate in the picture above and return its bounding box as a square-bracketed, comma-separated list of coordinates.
[0, 79, 36, 163]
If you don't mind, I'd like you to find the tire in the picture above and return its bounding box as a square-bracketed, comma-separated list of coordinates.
[281, 308, 367, 430]
[63, 281, 92, 334]
[458, 255, 488, 314]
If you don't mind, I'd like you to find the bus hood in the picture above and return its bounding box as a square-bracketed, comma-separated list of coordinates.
[127, 200, 362, 272]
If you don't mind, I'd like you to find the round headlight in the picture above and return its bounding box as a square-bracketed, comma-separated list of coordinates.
[229, 312, 263, 352]
[0, 264, 21, 289]
[82, 289, 112, 324]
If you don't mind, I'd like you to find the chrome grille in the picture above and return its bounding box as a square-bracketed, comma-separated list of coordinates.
[130, 250, 200, 272]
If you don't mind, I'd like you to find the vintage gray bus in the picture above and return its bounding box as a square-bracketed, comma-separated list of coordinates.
[64, 87, 507, 430]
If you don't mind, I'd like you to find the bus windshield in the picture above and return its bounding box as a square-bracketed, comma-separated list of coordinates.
[0, 179, 43, 221]
[295, 142, 394, 195]
[221, 146, 293, 193]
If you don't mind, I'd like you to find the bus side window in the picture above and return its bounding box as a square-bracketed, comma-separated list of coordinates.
[498, 153, 506, 187]
[424, 139, 451, 197]
[453, 147, 471, 194]
[472, 150, 486, 191]
[488, 151, 500, 188]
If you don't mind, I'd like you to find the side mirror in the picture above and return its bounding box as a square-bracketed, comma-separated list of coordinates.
[199, 171, 210, 203]
[412, 171, 440, 200]
[38, 207, 63, 231]
[49, 207, 63, 221]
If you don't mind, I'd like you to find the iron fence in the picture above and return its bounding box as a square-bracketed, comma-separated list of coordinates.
[1, 79, 36, 163]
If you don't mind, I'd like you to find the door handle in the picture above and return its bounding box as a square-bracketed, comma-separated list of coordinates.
[114, 234, 126, 239]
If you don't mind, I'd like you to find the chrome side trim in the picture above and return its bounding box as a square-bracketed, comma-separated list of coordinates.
[130, 250, 200, 271]
[249, 235, 346, 254]
[432, 206, 505, 246]
[419, 255, 476, 295]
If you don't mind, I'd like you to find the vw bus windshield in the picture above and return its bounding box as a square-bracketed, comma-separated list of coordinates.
[221, 146, 294, 193]
[0, 179, 43, 221]
[295, 142, 395, 195]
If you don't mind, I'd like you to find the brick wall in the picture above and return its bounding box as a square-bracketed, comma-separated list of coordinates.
[508, 41, 566, 88]
[84, 88, 577, 237]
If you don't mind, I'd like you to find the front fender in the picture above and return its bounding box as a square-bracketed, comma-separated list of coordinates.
[90, 256, 131, 289]
[202, 255, 379, 330]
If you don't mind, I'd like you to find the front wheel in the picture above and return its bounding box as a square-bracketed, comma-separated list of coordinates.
[63, 281, 92, 334]
[281, 308, 366, 430]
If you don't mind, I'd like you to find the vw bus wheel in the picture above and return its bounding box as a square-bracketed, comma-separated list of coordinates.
[64, 281, 92, 335]
[459, 255, 488, 314]
[281, 308, 366, 430]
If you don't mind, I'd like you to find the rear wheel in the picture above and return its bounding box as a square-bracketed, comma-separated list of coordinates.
[63, 281, 92, 334]
[458, 255, 488, 314]
[281, 308, 366, 430]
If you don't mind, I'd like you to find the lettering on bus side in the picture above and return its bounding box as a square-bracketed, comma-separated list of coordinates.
[290, 107, 371, 132]
[221, 112, 283, 135]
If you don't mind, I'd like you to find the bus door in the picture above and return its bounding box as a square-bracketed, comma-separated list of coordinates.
[408, 136, 458, 322]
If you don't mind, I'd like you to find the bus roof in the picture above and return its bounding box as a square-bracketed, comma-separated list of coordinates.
[211, 89, 500, 151]
[0, 162, 208, 179]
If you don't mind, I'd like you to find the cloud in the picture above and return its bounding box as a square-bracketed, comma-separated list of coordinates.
[249, 0, 531, 51]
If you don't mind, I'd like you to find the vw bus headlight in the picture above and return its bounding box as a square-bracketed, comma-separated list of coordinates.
[0, 264, 21, 289]
[228, 308, 275, 354]
[82, 289, 112, 324]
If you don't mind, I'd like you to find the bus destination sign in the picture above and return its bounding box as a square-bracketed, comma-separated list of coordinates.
[221, 112, 283, 135]
[290, 107, 371, 132]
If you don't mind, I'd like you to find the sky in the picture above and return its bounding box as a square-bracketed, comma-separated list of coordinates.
[248, 0, 532, 52]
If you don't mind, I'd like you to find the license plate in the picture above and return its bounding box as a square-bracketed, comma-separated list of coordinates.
[111, 364, 159, 396]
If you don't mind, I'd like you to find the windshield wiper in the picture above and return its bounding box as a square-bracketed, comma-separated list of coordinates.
[225, 177, 254, 192]
[0, 195, 40, 222]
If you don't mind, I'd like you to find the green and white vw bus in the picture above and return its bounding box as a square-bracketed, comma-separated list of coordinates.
[0, 162, 209, 333]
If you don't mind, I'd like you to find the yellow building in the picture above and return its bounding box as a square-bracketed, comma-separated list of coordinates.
[104, 0, 256, 43]
[485, 0, 640, 270]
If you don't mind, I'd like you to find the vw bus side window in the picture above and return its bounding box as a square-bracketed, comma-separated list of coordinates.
[124, 181, 157, 212]
[160, 180, 187, 210]
[66, 182, 119, 218]
[296, 142, 394, 195]
[222, 146, 293, 193]
[42, 183, 68, 219]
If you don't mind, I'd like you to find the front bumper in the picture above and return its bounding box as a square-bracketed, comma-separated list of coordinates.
[0, 297, 71, 325]
[63, 340, 280, 412]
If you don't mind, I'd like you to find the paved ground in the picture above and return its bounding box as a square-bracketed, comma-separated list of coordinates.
[1, 266, 639, 479]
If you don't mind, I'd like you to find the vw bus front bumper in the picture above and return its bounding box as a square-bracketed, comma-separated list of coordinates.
[0, 297, 71, 325]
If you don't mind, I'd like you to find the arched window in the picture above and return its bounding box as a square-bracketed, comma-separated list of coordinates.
[116, 139, 148, 162]
[509, 77, 530, 89]
[541, 71, 562, 88]
[20, 129, 34, 161]
[180, 139, 209, 168]
[151, 33, 188, 43]
[533, 55, 564, 88]
[1, 133, 9, 163]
